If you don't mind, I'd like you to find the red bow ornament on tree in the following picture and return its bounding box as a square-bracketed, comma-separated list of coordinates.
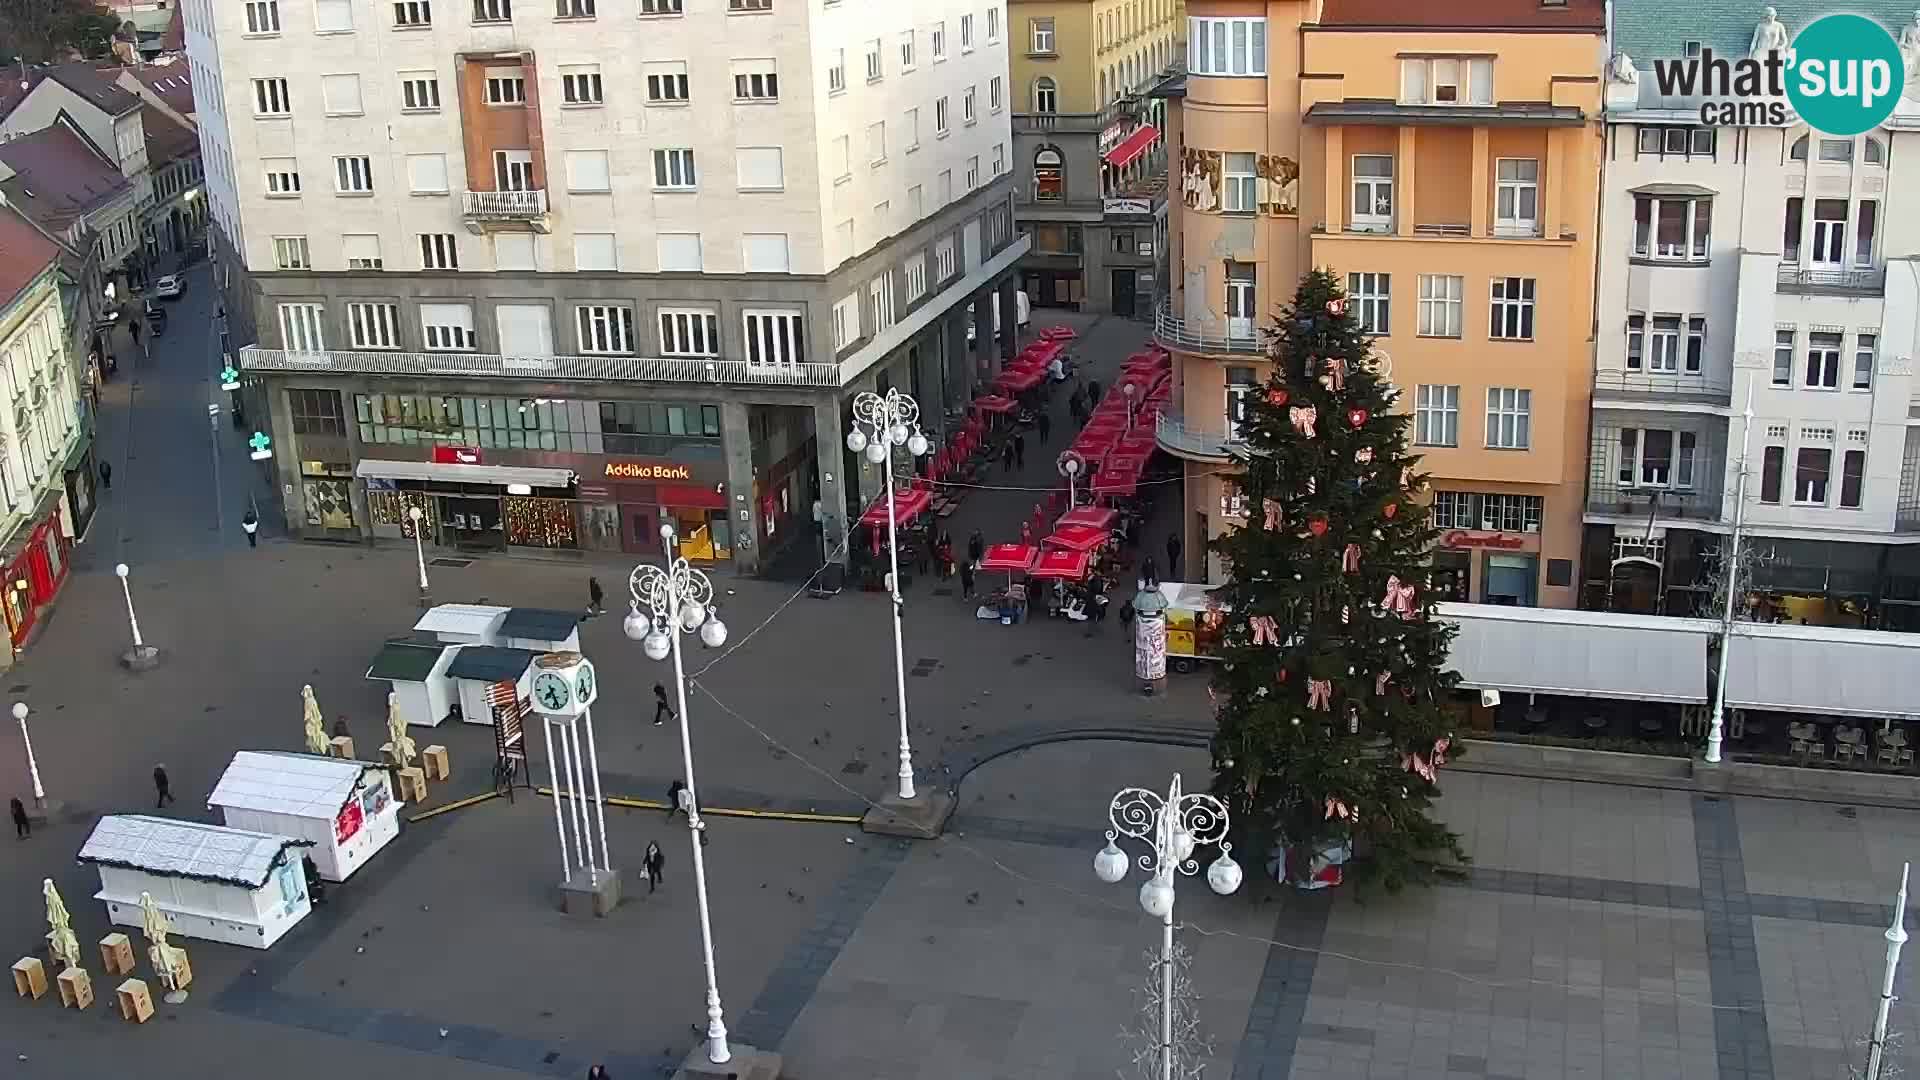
[1403, 753, 1437, 783]
[1289, 405, 1318, 438]
[1432, 737, 1451, 767]
[1342, 543, 1361, 573]
[1306, 677, 1333, 711]
[1266, 387, 1289, 408]
[1325, 297, 1347, 317]
[1318, 357, 1347, 392]
[1249, 615, 1282, 646]
[1375, 671, 1391, 695]
[1381, 575, 1417, 618]
[1324, 796, 1357, 822]
[1263, 498, 1284, 530]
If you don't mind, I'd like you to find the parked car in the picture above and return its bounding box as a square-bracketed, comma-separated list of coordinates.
[153, 275, 183, 299]
[143, 301, 167, 335]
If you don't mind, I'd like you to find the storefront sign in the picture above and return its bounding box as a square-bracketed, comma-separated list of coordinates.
[1103, 198, 1154, 216]
[605, 460, 693, 481]
[433, 446, 483, 466]
[1441, 530, 1528, 550]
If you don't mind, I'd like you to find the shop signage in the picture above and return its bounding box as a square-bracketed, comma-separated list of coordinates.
[433, 446, 483, 466]
[1103, 197, 1153, 216]
[1441, 530, 1528, 550]
[604, 460, 693, 481]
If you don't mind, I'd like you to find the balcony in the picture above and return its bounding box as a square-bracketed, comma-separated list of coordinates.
[1153, 302, 1266, 357]
[1776, 265, 1886, 295]
[461, 189, 551, 233]
[1155, 407, 1241, 462]
[1592, 369, 1732, 408]
[1586, 481, 1724, 521]
[1012, 100, 1136, 135]
[237, 345, 841, 389]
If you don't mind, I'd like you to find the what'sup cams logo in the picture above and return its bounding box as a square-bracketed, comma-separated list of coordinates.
[1648, 9, 1910, 136]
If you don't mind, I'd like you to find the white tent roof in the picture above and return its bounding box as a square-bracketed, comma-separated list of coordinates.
[1725, 622, 1920, 720]
[1437, 603, 1719, 704]
[78, 815, 310, 889]
[413, 603, 509, 638]
[208, 751, 378, 820]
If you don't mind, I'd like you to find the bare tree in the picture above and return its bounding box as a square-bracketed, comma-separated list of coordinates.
[1118, 941, 1213, 1080]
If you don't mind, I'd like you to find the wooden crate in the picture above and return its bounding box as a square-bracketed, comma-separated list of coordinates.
[422, 744, 450, 781]
[164, 949, 192, 991]
[396, 766, 428, 803]
[115, 978, 153, 1023]
[379, 742, 398, 765]
[329, 735, 355, 759]
[56, 968, 92, 1009]
[12, 957, 46, 999]
[99, 933, 135, 977]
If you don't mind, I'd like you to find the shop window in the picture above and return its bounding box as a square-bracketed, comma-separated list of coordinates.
[1033, 146, 1064, 201]
[304, 479, 354, 529]
[504, 497, 578, 548]
[289, 388, 345, 435]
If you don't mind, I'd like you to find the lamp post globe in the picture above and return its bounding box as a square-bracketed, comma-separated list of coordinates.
[680, 600, 707, 630]
[642, 630, 672, 662]
[1171, 827, 1196, 864]
[115, 563, 129, 578]
[1207, 850, 1244, 896]
[907, 431, 930, 457]
[845, 428, 868, 454]
[864, 441, 887, 465]
[11, 702, 25, 722]
[408, 506, 422, 523]
[889, 422, 909, 446]
[1138, 876, 1175, 919]
[622, 607, 652, 642]
[699, 618, 728, 649]
[1093, 834, 1129, 884]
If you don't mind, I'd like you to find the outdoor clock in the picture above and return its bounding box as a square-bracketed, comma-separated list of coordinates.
[572, 660, 597, 709]
[532, 671, 573, 713]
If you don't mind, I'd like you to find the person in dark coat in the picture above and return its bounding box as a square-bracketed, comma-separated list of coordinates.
[588, 577, 604, 615]
[642, 842, 665, 892]
[959, 559, 977, 601]
[153, 764, 174, 808]
[587, 1066, 612, 1080]
[1088, 379, 1102, 404]
[666, 779, 687, 821]
[1036, 411, 1051, 443]
[1140, 554, 1159, 589]
[967, 530, 985, 565]
[653, 683, 674, 727]
[11, 797, 28, 839]
[241, 509, 259, 547]
[1013, 432, 1026, 469]
[1001, 441, 1016, 472]
[1166, 533, 1183, 579]
[97, 460, 111, 490]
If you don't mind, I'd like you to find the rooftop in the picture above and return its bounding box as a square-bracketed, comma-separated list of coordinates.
[413, 603, 509, 637]
[446, 645, 539, 682]
[365, 639, 448, 683]
[78, 814, 311, 889]
[209, 751, 382, 820]
[42, 62, 141, 117]
[0, 123, 132, 235]
[498, 607, 584, 642]
[1613, 0, 1914, 68]
[0, 207, 65, 311]
[124, 60, 193, 116]
[141, 105, 197, 165]
[1318, 0, 1605, 31]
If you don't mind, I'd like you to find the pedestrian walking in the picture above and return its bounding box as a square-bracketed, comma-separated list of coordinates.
[588, 576, 604, 615]
[1140, 554, 1159, 589]
[1020, 521, 1033, 545]
[935, 532, 954, 579]
[153, 764, 174, 808]
[642, 841, 665, 892]
[11, 796, 28, 839]
[98, 460, 111, 490]
[333, 715, 351, 740]
[665, 779, 687, 821]
[1166, 533, 1183, 579]
[1001, 441, 1016, 472]
[587, 1065, 612, 1080]
[959, 559, 977, 601]
[241, 508, 259, 547]
[967, 530, 985, 565]
[653, 683, 675, 727]
[1036, 410, 1051, 443]
[1088, 379, 1102, 404]
[1013, 432, 1026, 469]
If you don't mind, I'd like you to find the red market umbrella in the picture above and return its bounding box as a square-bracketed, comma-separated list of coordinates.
[996, 366, 1045, 393]
[1040, 326, 1077, 341]
[1093, 464, 1142, 497]
[1044, 524, 1111, 553]
[973, 395, 1018, 414]
[1021, 340, 1062, 362]
[1029, 547, 1092, 581]
[858, 486, 932, 527]
[978, 543, 1038, 573]
[1057, 506, 1118, 530]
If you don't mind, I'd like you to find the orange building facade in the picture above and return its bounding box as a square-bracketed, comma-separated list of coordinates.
[1156, 0, 1604, 608]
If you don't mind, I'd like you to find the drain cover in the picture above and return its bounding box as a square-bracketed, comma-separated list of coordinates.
[429, 558, 473, 568]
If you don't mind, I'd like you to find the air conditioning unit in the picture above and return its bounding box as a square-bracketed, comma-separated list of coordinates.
[1480, 689, 1502, 708]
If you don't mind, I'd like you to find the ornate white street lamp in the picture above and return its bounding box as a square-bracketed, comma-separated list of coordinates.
[1058, 450, 1084, 510]
[408, 505, 430, 604]
[845, 388, 930, 802]
[12, 702, 43, 809]
[115, 563, 159, 669]
[626, 526, 734, 1065]
[1093, 772, 1242, 1080]
[1122, 379, 1139, 433]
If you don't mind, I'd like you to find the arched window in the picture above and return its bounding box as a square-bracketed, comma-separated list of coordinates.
[1034, 76, 1058, 114]
[1034, 147, 1065, 201]
[1865, 136, 1886, 165]
[1789, 134, 1809, 161]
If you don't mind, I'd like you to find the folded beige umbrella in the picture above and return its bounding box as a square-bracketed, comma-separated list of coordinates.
[302, 684, 329, 755]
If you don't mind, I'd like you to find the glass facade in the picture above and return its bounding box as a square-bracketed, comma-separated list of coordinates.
[353, 393, 722, 453]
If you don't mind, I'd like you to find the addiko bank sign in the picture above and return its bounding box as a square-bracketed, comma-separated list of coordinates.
[605, 461, 693, 481]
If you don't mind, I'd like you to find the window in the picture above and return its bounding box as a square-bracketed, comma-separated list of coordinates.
[1431, 491, 1541, 532]
[472, 0, 509, 20]
[1646, 314, 1681, 372]
[556, 0, 592, 17]
[400, 72, 440, 110]
[1224, 366, 1256, 441]
[827, 50, 846, 94]
[419, 233, 459, 270]
[899, 30, 917, 70]
[1617, 429, 1696, 488]
[1030, 16, 1053, 53]
[485, 67, 526, 104]
[333, 155, 373, 194]
[833, 135, 851, 181]
[318, 73, 363, 116]
[245, 0, 280, 33]
[1855, 200, 1878, 266]
[1782, 197, 1803, 262]
[639, 0, 681, 11]
[934, 237, 956, 281]
[1223, 152, 1256, 212]
[736, 146, 783, 191]
[565, 149, 610, 191]
[728, 0, 771, 9]
[932, 21, 946, 59]
[1398, 56, 1492, 105]
[1637, 125, 1715, 159]
[419, 303, 476, 350]
[659, 309, 720, 356]
[743, 310, 804, 366]
[905, 255, 927, 301]
[1810, 198, 1849, 266]
[1854, 333, 1876, 390]
[288, 390, 345, 436]
[393, 0, 430, 25]
[1494, 159, 1538, 236]
[646, 61, 688, 103]
[568, 232, 614, 271]
[989, 75, 1003, 113]
[1416, 274, 1462, 337]
[1760, 445, 1786, 503]
[1818, 138, 1853, 162]
[870, 274, 895, 330]
[867, 122, 887, 165]
[1625, 313, 1646, 369]
[652, 148, 696, 190]
[493, 149, 534, 190]
[902, 107, 921, 152]
[406, 153, 448, 193]
[1632, 195, 1711, 260]
[1489, 277, 1535, 340]
[1805, 330, 1842, 388]
[1485, 387, 1530, 449]
[960, 13, 973, 50]
[1187, 16, 1266, 76]
[1790, 134, 1810, 160]
[264, 158, 301, 196]
[278, 303, 325, 351]
[987, 6, 999, 41]
[1686, 317, 1707, 374]
[253, 78, 291, 116]
[343, 234, 382, 269]
[742, 233, 789, 273]
[657, 232, 702, 271]
[562, 65, 602, 104]
[347, 302, 400, 349]
[965, 155, 979, 189]
[864, 38, 883, 82]
[1033, 77, 1057, 113]
[272, 236, 310, 269]
[1413, 384, 1458, 447]
[315, 0, 353, 31]
[963, 86, 976, 124]
[1351, 155, 1392, 230]
[1865, 137, 1886, 165]
[1773, 329, 1795, 385]
[576, 306, 634, 354]
[1347, 273, 1388, 335]
[1841, 449, 1866, 508]
[935, 96, 950, 136]
[732, 59, 778, 101]
[1795, 447, 1831, 504]
[991, 142, 1004, 177]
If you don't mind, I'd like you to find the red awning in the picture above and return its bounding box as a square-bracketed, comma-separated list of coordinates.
[978, 543, 1038, 573]
[1057, 506, 1118, 530]
[1029, 547, 1091, 581]
[996, 366, 1045, 392]
[1044, 524, 1111, 553]
[1103, 125, 1160, 169]
[859, 487, 932, 527]
[973, 395, 1018, 414]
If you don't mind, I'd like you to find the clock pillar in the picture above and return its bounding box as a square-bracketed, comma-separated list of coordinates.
[531, 652, 619, 917]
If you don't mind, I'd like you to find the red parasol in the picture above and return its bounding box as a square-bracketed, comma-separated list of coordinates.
[996, 366, 1045, 393]
[1039, 326, 1077, 341]
[978, 543, 1038, 573]
[1057, 506, 1118, 530]
[1029, 547, 1091, 581]
[858, 487, 932, 527]
[973, 394, 1018, 414]
[1044, 524, 1111, 553]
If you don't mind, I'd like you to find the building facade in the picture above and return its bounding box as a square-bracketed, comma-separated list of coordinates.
[1588, 1, 1920, 629]
[186, 0, 1028, 573]
[1010, 0, 1179, 314]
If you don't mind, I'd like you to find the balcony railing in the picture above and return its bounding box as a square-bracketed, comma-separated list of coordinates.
[462, 189, 550, 220]
[1592, 369, 1733, 406]
[1899, 507, 1920, 534]
[1153, 302, 1267, 356]
[1776, 265, 1886, 295]
[1156, 408, 1242, 461]
[1586, 481, 1724, 521]
[1011, 100, 1135, 134]
[238, 345, 842, 388]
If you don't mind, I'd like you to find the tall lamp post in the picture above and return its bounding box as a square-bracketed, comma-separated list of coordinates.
[1705, 383, 1756, 765]
[1122, 380, 1139, 433]
[845, 389, 929, 803]
[1093, 772, 1242, 1080]
[625, 527, 738, 1066]
[12, 702, 43, 809]
[115, 563, 159, 670]
[408, 505, 430, 605]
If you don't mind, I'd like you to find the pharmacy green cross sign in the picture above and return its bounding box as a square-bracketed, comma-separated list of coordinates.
[220, 365, 240, 391]
[248, 432, 272, 461]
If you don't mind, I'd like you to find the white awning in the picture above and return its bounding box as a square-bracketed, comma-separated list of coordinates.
[1725, 623, 1920, 720]
[355, 459, 575, 488]
[1437, 603, 1718, 704]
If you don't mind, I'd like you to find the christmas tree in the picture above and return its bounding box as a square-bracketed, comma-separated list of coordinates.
[1208, 269, 1468, 893]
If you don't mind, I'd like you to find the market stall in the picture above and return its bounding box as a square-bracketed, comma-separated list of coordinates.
[1056, 506, 1118, 531]
[77, 816, 313, 949]
[497, 608, 584, 653]
[364, 637, 455, 728]
[976, 543, 1038, 623]
[207, 751, 402, 883]
[446, 645, 539, 728]
[1044, 524, 1111, 553]
[1158, 582, 1231, 672]
[414, 603, 510, 646]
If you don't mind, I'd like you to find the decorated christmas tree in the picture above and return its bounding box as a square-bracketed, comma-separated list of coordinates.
[1208, 268, 1468, 893]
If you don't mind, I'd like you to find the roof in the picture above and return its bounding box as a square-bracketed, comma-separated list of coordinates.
[0, 123, 132, 234]
[499, 607, 583, 642]
[160, 5, 185, 51]
[413, 603, 509, 637]
[1614, 0, 1913, 70]
[125, 62, 193, 116]
[446, 645, 539, 682]
[140, 105, 197, 166]
[209, 751, 381, 820]
[0, 206, 64, 312]
[0, 73, 47, 121]
[78, 815, 311, 889]
[1318, 0, 1604, 30]
[366, 639, 448, 682]
[44, 62, 141, 117]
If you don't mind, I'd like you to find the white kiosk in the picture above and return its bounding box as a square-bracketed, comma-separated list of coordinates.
[365, 637, 456, 728]
[414, 604, 510, 645]
[78, 815, 314, 949]
[207, 751, 403, 883]
[497, 608, 585, 653]
[446, 645, 538, 728]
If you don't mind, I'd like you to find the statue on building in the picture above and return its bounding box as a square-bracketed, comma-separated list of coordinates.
[1900, 11, 1920, 78]
[1749, 6, 1790, 60]
[1608, 52, 1639, 86]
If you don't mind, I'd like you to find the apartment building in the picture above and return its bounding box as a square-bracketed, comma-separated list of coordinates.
[186, 0, 1025, 573]
[1009, 0, 1180, 313]
[1589, 1, 1920, 628]
[1156, 0, 1604, 608]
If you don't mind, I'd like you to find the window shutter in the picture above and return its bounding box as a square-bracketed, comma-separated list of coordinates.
[495, 305, 554, 356]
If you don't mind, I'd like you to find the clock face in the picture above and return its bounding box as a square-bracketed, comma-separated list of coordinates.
[533, 671, 572, 712]
[573, 661, 596, 704]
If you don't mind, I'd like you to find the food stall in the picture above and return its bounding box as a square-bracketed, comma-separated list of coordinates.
[207, 751, 402, 883]
[77, 815, 314, 949]
[1158, 582, 1231, 672]
[976, 543, 1038, 623]
[364, 636, 455, 728]
[446, 645, 538, 728]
